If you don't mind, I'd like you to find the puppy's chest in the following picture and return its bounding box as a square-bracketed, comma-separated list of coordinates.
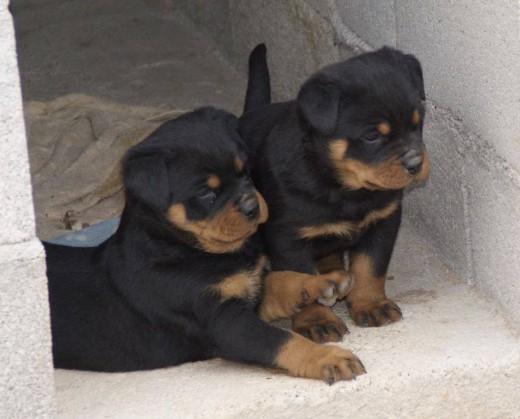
[297, 200, 399, 242]
[209, 255, 268, 303]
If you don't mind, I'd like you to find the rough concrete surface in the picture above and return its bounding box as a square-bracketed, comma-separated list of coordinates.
[54, 223, 520, 418]
[407, 103, 520, 326]
[0, 1, 38, 244]
[0, 1, 55, 417]
[0, 240, 55, 419]
[12, 0, 244, 114]
[394, 0, 520, 174]
[333, 0, 520, 176]
[175, 0, 343, 101]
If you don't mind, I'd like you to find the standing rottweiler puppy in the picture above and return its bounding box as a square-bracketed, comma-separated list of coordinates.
[45, 107, 364, 384]
[240, 45, 429, 342]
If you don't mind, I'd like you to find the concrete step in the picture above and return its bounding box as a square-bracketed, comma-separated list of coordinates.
[54, 222, 520, 418]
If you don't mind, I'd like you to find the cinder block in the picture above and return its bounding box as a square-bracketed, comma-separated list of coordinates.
[0, 7, 37, 244]
[336, 0, 397, 48]
[168, 0, 233, 56]
[395, 0, 520, 173]
[180, 0, 340, 101]
[406, 103, 471, 280]
[407, 103, 520, 325]
[464, 137, 520, 325]
[0, 240, 55, 419]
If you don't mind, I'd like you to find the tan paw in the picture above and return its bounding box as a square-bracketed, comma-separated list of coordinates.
[277, 334, 366, 384]
[293, 304, 349, 343]
[348, 298, 402, 327]
[316, 346, 366, 384]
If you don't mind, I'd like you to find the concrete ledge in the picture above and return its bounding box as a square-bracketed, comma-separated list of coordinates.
[53, 224, 520, 418]
[0, 239, 55, 419]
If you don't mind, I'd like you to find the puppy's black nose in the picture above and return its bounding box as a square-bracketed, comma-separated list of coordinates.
[237, 193, 259, 219]
[400, 149, 423, 175]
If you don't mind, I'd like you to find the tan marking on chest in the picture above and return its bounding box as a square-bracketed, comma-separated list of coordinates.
[298, 201, 399, 240]
[210, 255, 267, 301]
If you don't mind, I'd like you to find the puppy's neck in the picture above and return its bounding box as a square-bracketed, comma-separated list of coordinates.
[108, 201, 189, 257]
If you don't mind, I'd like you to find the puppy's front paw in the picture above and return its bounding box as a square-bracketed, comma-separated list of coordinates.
[348, 298, 402, 327]
[300, 270, 353, 307]
[317, 346, 366, 385]
[276, 334, 366, 384]
[292, 304, 348, 343]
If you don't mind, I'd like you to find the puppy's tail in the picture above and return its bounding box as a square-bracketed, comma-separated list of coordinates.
[243, 43, 271, 113]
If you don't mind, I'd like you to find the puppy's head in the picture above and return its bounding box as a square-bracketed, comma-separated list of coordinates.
[297, 47, 429, 191]
[123, 107, 268, 254]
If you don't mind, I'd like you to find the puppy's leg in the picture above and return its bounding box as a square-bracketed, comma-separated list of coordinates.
[258, 270, 352, 322]
[265, 230, 316, 273]
[289, 254, 351, 343]
[315, 251, 345, 274]
[210, 302, 365, 384]
[347, 206, 402, 327]
[265, 233, 350, 343]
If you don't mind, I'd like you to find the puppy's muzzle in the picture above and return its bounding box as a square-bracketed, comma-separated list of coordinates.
[400, 149, 423, 175]
[237, 192, 260, 219]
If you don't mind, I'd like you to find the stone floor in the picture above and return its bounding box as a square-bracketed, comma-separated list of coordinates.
[11, 0, 520, 417]
[54, 222, 520, 418]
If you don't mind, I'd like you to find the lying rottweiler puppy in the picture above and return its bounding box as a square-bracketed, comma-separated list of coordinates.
[239, 45, 429, 342]
[45, 107, 364, 383]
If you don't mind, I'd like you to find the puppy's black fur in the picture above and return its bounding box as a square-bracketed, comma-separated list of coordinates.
[45, 107, 364, 383]
[45, 108, 278, 371]
[240, 46, 429, 336]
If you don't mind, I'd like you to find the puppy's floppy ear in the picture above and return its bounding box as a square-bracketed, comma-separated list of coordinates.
[297, 74, 340, 136]
[402, 53, 425, 101]
[123, 153, 170, 211]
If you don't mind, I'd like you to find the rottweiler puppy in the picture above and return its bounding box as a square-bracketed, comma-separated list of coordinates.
[45, 107, 364, 384]
[239, 45, 429, 342]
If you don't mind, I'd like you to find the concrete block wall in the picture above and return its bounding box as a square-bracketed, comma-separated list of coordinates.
[0, 1, 55, 417]
[175, 0, 520, 326]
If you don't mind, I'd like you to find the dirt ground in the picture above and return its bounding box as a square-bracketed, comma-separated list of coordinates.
[12, 0, 245, 239]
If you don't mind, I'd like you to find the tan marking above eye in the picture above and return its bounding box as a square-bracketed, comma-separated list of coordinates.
[377, 122, 391, 136]
[206, 175, 221, 189]
[234, 156, 244, 172]
[207, 174, 221, 189]
[329, 139, 348, 161]
[412, 110, 421, 125]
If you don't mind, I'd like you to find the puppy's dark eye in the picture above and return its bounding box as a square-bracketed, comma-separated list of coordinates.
[364, 132, 381, 142]
[197, 189, 217, 205]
